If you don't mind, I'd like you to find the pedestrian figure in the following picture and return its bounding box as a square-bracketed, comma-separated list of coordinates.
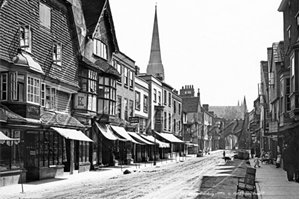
[250, 148, 255, 158]
[254, 154, 260, 168]
[276, 153, 281, 168]
[223, 150, 225, 157]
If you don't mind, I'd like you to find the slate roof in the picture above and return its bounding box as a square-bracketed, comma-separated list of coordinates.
[182, 97, 200, 113]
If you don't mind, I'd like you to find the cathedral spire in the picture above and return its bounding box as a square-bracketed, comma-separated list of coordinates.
[147, 4, 165, 81]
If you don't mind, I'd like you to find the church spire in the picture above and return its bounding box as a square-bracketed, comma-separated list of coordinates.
[147, 4, 165, 81]
[243, 96, 247, 113]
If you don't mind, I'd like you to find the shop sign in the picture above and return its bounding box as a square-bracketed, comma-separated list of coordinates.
[269, 121, 278, 133]
[129, 117, 139, 123]
[26, 104, 40, 119]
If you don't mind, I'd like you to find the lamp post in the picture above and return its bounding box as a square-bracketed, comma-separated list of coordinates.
[152, 130, 156, 166]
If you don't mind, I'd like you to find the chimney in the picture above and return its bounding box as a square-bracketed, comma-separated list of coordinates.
[135, 65, 140, 75]
[197, 88, 200, 97]
[203, 104, 209, 111]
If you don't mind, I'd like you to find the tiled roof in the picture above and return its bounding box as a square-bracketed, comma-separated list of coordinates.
[82, 57, 120, 77]
[81, 0, 119, 52]
[41, 111, 85, 129]
[182, 97, 200, 113]
[81, 0, 106, 37]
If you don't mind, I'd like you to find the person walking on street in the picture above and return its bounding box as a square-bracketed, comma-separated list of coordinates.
[254, 154, 260, 168]
[250, 148, 255, 158]
[223, 150, 225, 157]
[276, 153, 281, 168]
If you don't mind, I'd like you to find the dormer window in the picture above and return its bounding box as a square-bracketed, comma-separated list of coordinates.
[39, 2, 51, 29]
[53, 43, 62, 66]
[93, 39, 107, 60]
[20, 25, 31, 52]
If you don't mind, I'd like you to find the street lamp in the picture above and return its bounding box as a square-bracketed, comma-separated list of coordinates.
[152, 130, 156, 165]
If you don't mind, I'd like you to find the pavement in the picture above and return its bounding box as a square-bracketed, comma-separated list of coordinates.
[249, 158, 299, 199]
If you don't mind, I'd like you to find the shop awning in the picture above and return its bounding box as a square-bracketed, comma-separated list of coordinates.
[51, 127, 93, 142]
[110, 125, 143, 144]
[140, 134, 170, 148]
[128, 132, 153, 145]
[154, 131, 184, 143]
[185, 142, 198, 147]
[0, 131, 20, 141]
[95, 122, 119, 141]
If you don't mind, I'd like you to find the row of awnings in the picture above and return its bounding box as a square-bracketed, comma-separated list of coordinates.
[95, 123, 186, 148]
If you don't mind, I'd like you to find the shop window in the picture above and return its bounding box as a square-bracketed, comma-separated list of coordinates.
[0, 73, 8, 101]
[19, 25, 31, 52]
[39, 2, 51, 29]
[53, 42, 62, 66]
[0, 129, 22, 171]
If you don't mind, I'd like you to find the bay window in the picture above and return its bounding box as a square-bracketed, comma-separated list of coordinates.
[27, 76, 40, 104]
[97, 76, 116, 115]
[41, 84, 57, 109]
[79, 68, 97, 93]
[0, 73, 8, 101]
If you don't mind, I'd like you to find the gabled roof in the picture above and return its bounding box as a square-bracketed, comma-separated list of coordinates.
[182, 97, 200, 113]
[81, 0, 119, 52]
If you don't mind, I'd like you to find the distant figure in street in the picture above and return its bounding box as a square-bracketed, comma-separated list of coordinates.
[223, 150, 226, 157]
[254, 154, 260, 168]
[250, 148, 255, 158]
[276, 153, 281, 168]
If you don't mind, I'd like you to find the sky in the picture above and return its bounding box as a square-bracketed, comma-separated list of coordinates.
[109, 0, 283, 108]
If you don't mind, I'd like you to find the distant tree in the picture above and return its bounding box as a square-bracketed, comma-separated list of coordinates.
[220, 107, 243, 120]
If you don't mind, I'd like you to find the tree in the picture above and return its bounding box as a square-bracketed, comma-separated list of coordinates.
[220, 106, 243, 120]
